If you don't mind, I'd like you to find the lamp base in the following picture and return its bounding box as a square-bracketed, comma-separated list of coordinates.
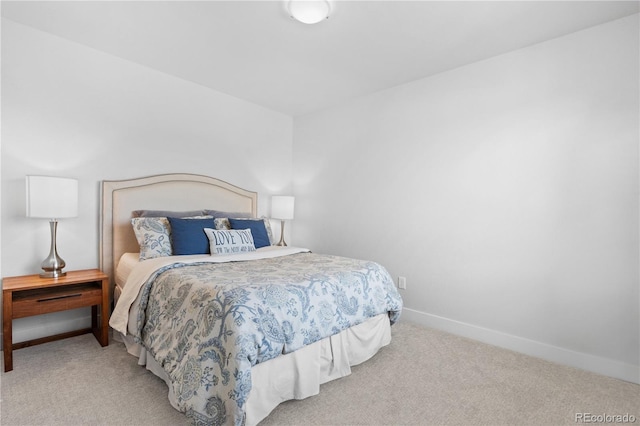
[40, 270, 67, 278]
[276, 219, 288, 246]
[40, 220, 67, 279]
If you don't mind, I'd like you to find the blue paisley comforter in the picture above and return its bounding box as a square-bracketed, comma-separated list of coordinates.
[128, 251, 402, 425]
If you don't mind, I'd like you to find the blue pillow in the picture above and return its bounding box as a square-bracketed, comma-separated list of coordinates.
[229, 218, 271, 249]
[168, 217, 215, 255]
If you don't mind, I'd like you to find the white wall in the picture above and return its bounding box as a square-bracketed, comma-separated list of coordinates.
[1, 19, 293, 342]
[293, 15, 639, 383]
[2, 13, 638, 384]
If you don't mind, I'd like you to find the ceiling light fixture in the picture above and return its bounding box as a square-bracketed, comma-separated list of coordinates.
[288, 0, 331, 25]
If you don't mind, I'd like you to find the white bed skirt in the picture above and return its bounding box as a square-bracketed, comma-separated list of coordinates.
[115, 313, 391, 425]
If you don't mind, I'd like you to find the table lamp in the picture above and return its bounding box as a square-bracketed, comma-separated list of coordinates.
[26, 176, 78, 278]
[271, 195, 295, 246]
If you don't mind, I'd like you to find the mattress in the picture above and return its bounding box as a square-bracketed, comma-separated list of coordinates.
[114, 252, 140, 293]
[110, 252, 138, 343]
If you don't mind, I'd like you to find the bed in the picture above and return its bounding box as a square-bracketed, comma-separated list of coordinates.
[101, 173, 403, 425]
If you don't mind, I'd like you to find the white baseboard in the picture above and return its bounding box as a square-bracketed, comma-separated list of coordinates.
[401, 307, 640, 385]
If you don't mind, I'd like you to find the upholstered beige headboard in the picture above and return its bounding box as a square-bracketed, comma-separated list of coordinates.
[100, 173, 257, 292]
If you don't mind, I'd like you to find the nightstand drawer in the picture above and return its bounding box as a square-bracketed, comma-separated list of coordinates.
[11, 282, 103, 319]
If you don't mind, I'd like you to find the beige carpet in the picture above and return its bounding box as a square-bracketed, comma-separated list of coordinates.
[1, 321, 638, 425]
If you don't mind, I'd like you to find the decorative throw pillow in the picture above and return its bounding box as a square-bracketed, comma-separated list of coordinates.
[168, 217, 216, 255]
[213, 217, 231, 230]
[228, 218, 272, 249]
[131, 217, 172, 260]
[204, 228, 256, 255]
[214, 217, 274, 247]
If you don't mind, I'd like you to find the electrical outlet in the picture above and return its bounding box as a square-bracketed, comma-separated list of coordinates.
[398, 276, 407, 290]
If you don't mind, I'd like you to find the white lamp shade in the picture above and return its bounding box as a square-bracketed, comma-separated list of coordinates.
[272, 196, 295, 220]
[26, 176, 78, 219]
[288, 0, 330, 24]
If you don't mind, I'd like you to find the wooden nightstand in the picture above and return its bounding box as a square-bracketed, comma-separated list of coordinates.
[2, 269, 109, 372]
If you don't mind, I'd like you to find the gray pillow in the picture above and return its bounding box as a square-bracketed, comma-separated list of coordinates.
[132, 209, 204, 218]
[203, 209, 253, 219]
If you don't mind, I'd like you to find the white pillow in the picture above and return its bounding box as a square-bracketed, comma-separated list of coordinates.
[204, 228, 257, 255]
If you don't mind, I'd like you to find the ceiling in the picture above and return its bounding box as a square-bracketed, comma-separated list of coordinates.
[2, 1, 638, 117]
